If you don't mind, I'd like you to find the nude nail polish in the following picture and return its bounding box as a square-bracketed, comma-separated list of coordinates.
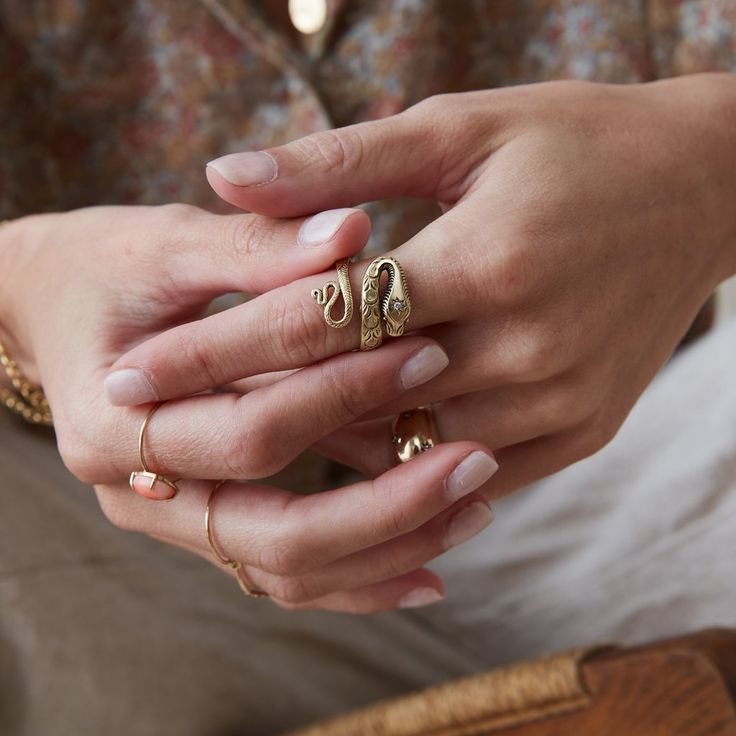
[445, 451, 499, 502]
[445, 501, 494, 548]
[206, 151, 278, 187]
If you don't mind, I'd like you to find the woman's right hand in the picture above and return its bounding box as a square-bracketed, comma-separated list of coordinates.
[0, 205, 498, 612]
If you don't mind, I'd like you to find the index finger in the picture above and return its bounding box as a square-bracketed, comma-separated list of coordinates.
[104, 220, 466, 407]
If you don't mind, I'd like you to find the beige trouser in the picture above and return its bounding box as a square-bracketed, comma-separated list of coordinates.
[2, 318, 735, 735]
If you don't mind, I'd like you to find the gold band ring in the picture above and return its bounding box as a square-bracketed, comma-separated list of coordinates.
[205, 480, 269, 599]
[312, 256, 412, 350]
[129, 404, 180, 500]
[391, 406, 440, 463]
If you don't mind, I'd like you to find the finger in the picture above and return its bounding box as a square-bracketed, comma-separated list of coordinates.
[272, 569, 446, 614]
[164, 205, 371, 296]
[94, 338, 451, 484]
[205, 96, 496, 217]
[97, 442, 498, 578]
[319, 410, 607, 501]
[149, 523, 448, 614]
[244, 493, 493, 605]
[106, 201, 478, 406]
[317, 370, 597, 476]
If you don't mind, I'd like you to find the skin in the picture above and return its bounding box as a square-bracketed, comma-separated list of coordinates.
[0, 205, 498, 613]
[113, 74, 736, 498]
[4, 74, 736, 613]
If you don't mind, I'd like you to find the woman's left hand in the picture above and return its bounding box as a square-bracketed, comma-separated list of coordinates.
[107, 74, 736, 499]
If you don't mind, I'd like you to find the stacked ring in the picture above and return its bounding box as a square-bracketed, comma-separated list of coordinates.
[129, 404, 180, 499]
[205, 480, 269, 599]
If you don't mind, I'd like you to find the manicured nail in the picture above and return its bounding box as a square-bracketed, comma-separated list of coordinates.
[298, 208, 356, 246]
[445, 501, 494, 548]
[104, 368, 158, 406]
[446, 451, 499, 502]
[399, 345, 449, 389]
[206, 151, 278, 187]
[399, 587, 445, 609]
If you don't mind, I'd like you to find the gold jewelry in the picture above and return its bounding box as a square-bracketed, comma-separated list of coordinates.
[0, 340, 53, 426]
[391, 406, 439, 463]
[129, 404, 180, 499]
[311, 258, 354, 328]
[312, 256, 411, 350]
[206, 480, 269, 599]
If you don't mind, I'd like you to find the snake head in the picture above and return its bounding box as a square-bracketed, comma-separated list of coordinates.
[384, 296, 412, 336]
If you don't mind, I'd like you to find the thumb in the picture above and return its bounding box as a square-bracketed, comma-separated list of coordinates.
[205, 97, 486, 218]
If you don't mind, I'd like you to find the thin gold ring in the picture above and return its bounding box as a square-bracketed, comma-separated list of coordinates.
[206, 480, 269, 599]
[129, 404, 180, 500]
[391, 406, 440, 463]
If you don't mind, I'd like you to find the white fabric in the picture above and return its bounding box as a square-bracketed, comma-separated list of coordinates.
[425, 316, 736, 666]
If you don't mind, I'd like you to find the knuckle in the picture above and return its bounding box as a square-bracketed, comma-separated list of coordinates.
[224, 417, 281, 479]
[268, 575, 316, 605]
[219, 214, 264, 258]
[57, 434, 96, 483]
[511, 324, 562, 382]
[157, 202, 201, 222]
[409, 93, 450, 118]
[55, 411, 107, 485]
[96, 491, 135, 531]
[318, 360, 366, 423]
[371, 489, 415, 540]
[577, 408, 623, 458]
[487, 239, 541, 308]
[255, 535, 305, 577]
[171, 327, 222, 390]
[269, 296, 326, 366]
[296, 129, 365, 177]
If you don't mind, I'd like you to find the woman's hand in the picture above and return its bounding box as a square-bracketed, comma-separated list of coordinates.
[0, 205, 502, 612]
[108, 74, 736, 498]
[95, 443, 497, 613]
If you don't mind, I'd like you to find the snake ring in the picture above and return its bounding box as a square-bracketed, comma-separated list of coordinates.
[205, 480, 269, 599]
[129, 404, 180, 500]
[312, 256, 412, 350]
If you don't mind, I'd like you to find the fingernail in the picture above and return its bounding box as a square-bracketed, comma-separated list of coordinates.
[446, 451, 499, 502]
[399, 345, 449, 390]
[445, 501, 494, 548]
[399, 587, 445, 609]
[298, 208, 356, 246]
[104, 368, 158, 406]
[206, 151, 278, 188]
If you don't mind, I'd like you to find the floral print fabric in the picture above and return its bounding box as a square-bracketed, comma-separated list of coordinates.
[1, 0, 735, 249]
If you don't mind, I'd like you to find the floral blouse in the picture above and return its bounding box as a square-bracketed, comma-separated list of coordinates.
[1, 0, 735, 251]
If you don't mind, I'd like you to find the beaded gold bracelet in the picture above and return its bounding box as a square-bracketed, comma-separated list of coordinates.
[0, 220, 53, 426]
[0, 341, 53, 427]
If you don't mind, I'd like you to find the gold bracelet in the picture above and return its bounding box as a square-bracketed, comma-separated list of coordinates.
[0, 341, 53, 426]
[0, 220, 52, 426]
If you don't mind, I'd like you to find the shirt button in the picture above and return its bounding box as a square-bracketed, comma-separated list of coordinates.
[288, 0, 327, 34]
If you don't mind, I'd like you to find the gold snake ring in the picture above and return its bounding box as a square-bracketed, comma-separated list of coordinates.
[311, 257, 411, 350]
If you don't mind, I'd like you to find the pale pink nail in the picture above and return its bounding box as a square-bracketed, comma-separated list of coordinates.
[399, 587, 445, 609]
[104, 368, 158, 406]
[399, 345, 449, 389]
[298, 208, 356, 246]
[445, 501, 494, 548]
[446, 451, 499, 502]
[206, 151, 278, 187]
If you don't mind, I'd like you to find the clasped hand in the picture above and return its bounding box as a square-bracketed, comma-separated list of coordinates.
[3, 75, 733, 613]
